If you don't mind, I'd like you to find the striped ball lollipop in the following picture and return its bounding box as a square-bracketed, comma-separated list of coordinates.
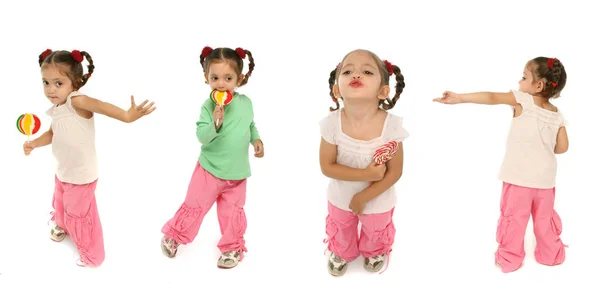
[373, 141, 399, 165]
[16, 113, 41, 141]
[210, 90, 233, 125]
[367, 141, 400, 187]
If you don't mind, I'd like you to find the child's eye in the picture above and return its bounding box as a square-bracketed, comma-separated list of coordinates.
[56, 82, 62, 87]
[226, 77, 232, 81]
[42, 80, 48, 85]
[211, 77, 218, 80]
[364, 71, 374, 75]
[342, 70, 351, 75]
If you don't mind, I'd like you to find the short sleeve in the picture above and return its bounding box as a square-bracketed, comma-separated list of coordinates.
[511, 89, 533, 108]
[319, 111, 338, 144]
[559, 111, 568, 127]
[385, 115, 409, 142]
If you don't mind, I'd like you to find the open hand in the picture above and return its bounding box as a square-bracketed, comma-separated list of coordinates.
[126, 95, 156, 123]
[433, 91, 461, 104]
[349, 192, 368, 216]
[23, 141, 35, 156]
[253, 139, 264, 158]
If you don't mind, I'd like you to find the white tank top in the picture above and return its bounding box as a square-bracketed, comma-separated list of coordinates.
[46, 91, 98, 185]
[497, 90, 567, 189]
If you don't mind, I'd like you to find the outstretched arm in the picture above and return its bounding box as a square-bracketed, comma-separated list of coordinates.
[71, 95, 155, 123]
[320, 138, 379, 182]
[434, 91, 518, 106]
[555, 126, 569, 154]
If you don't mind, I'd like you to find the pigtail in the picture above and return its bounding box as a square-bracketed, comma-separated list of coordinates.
[80, 51, 95, 87]
[548, 58, 566, 98]
[38, 49, 52, 66]
[381, 64, 405, 110]
[239, 49, 255, 87]
[328, 68, 340, 111]
[199, 46, 213, 73]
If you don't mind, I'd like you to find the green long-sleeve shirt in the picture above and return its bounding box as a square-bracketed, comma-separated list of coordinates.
[196, 93, 261, 180]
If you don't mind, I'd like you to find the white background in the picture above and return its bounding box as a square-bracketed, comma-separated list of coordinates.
[0, 0, 597, 282]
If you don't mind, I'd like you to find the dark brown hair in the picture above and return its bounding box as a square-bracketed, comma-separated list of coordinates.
[199, 47, 255, 87]
[528, 57, 566, 99]
[328, 49, 405, 111]
[38, 49, 94, 90]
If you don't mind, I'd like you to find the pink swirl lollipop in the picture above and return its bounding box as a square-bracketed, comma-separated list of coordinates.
[373, 141, 399, 165]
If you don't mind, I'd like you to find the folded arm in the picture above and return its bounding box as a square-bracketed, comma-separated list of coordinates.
[319, 138, 377, 182]
[359, 142, 404, 202]
[196, 105, 220, 144]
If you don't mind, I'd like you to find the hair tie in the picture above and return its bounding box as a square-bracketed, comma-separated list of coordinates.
[41, 49, 52, 61]
[201, 46, 213, 58]
[547, 58, 556, 69]
[71, 50, 83, 63]
[383, 60, 394, 75]
[235, 48, 246, 59]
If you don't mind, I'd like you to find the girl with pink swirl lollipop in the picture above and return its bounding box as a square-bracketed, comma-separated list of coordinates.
[319, 49, 409, 276]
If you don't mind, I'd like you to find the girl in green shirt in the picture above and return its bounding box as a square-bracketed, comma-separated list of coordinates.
[160, 46, 264, 269]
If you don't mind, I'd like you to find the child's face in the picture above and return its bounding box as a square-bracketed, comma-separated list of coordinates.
[334, 50, 388, 103]
[519, 63, 544, 95]
[41, 65, 75, 105]
[204, 61, 243, 94]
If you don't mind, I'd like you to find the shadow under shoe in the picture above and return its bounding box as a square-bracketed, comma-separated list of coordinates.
[328, 253, 348, 276]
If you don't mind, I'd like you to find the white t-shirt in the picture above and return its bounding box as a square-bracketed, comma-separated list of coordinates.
[319, 109, 409, 214]
[46, 91, 98, 185]
[497, 90, 567, 189]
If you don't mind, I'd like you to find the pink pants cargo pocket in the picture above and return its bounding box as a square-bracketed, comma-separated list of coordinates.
[496, 215, 515, 246]
[550, 210, 563, 236]
[324, 216, 339, 250]
[373, 221, 396, 247]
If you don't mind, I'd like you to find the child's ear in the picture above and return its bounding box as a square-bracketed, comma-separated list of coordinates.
[536, 80, 545, 92]
[378, 85, 391, 100]
[237, 74, 245, 86]
[204, 73, 209, 84]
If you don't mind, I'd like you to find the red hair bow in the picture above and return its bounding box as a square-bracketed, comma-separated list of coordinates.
[41, 49, 52, 60]
[235, 47, 246, 59]
[71, 50, 83, 63]
[201, 46, 213, 58]
[383, 60, 394, 75]
[547, 58, 556, 69]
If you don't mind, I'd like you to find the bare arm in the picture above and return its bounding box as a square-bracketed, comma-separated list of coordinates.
[359, 143, 404, 202]
[32, 128, 53, 147]
[554, 127, 569, 154]
[71, 95, 131, 122]
[458, 91, 517, 106]
[320, 138, 377, 182]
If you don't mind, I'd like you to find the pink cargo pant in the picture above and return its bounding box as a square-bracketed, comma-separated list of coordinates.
[162, 162, 247, 255]
[495, 182, 566, 273]
[324, 202, 396, 263]
[51, 176, 105, 267]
